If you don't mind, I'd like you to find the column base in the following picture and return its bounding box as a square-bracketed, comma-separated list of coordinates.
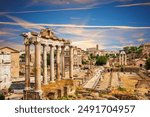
[61, 76, 65, 80]
[50, 81, 55, 83]
[23, 89, 30, 100]
[34, 90, 43, 100]
[56, 79, 61, 81]
[43, 83, 48, 85]
[24, 87, 30, 91]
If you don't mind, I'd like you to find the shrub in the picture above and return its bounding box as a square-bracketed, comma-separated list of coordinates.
[0, 93, 5, 100]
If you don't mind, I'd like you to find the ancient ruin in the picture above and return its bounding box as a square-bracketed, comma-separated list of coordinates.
[119, 50, 127, 66]
[22, 29, 75, 99]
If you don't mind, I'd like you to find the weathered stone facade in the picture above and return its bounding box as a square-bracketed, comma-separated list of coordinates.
[65, 47, 83, 68]
[0, 47, 19, 78]
[0, 53, 11, 90]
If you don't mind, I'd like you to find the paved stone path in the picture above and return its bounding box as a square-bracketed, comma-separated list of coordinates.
[83, 69, 102, 89]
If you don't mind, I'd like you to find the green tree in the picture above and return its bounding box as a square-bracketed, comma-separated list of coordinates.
[89, 53, 95, 60]
[145, 58, 150, 70]
[95, 56, 107, 65]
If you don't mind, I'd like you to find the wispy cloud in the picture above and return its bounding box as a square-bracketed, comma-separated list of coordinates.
[0, 41, 24, 50]
[0, 31, 12, 35]
[31, 0, 93, 5]
[0, 7, 100, 15]
[0, 20, 150, 29]
[5, 15, 44, 31]
[137, 38, 144, 42]
[0, 0, 133, 15]
[72, 39, 104, 49]
[30, 0, 132, 6]
[0, 15, 149, 50]
[116, 2, 150, 7]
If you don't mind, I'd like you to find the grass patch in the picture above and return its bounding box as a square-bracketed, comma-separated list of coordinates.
[117, 86, 126, 91]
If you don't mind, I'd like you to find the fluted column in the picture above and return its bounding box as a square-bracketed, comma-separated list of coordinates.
[25, 43, 30, 90]
[43, 44, 48, 85]
[50, 45, 55, 83]
[69, 46, 74, 79]
[61, 46, 65, 79]
[35, 41, 42, 92]
[56, 45, 61, 81]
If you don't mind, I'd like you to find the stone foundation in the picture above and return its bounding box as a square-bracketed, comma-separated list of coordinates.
[23, 90, 42, 100]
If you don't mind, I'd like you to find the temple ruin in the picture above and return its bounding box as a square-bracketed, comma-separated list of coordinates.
[22, 29, 75, 99]
[119, 50, 127, 66]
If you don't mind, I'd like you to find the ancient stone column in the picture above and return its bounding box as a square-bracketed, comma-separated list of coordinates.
[56, 45, 61, 81]
[69, 46, 74, 79]
[43, 44, 48, 85]
[119, 54, 121, 65]
[61, 46, 65, 79]
[50, 45, 55, 83]
[25, 43, 30, 90]
[35, 41, 42, 92]
[124, 54, 127, 65]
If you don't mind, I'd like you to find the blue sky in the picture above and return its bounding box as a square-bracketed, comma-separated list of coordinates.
[0, 0, 150, 50]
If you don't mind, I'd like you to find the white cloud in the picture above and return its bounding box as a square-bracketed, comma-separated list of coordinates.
[137, 38, 144, 42]
[0, 0, 133, 15]
[0, 15, 149, 51]
[116, 2, 150, 7]
[30, 0, 132, 6]
[0, 7, 100, 15]
[72, 40, 104, 50]
[5, 15, 44, 31]
[0, 20, 150, 29]
[0, 41, 24, 50]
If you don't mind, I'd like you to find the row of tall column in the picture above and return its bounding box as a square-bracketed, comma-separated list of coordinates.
[24, 41, 74, 93]
[119, 54, 127, 65]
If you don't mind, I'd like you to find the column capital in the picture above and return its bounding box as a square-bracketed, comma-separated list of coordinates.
[56, 45, 61, 49]
[69, 45, 74, 48]
[61, 45, 65, 49]
[34, 41, 41, 45]
[41, 44, 47, 47]
[24, 38, 30, 45]
[49, 44, 55, 48]
[33, 37, 41, 45]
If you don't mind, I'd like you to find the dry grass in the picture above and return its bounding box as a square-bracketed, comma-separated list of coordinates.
[42, 79, 74, 93]
[120, 73, 140, 93]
